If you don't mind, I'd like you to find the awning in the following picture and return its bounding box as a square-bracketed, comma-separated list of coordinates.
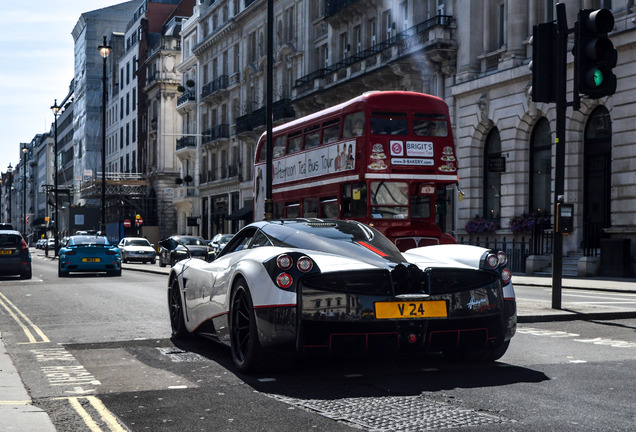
[226, 203, 253, 220]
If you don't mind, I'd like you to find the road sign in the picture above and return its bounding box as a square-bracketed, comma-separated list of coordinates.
[123, 219, 131, 227]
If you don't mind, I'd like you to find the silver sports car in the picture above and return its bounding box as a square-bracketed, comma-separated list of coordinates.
[168, 219, 516, 373]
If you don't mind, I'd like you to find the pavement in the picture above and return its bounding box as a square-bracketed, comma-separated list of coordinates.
[2, 250, 635, 431]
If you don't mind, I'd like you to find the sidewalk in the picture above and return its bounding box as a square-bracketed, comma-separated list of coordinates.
[0, 332, 56, 432]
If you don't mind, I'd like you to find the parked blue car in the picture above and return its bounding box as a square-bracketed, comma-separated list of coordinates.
[58, 235, 122, 277]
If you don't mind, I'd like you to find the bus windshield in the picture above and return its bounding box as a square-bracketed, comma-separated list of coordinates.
[369, 181, 408, 219]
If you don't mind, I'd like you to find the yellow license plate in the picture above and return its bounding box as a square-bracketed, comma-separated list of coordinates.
[375, 300, 447, 319]
[0, 250, 12, 255]
[82, 258, 101, 263]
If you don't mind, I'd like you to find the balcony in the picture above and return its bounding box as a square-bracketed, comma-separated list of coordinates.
[325, 0, 360, 18]
[201, 75, 229, 103]
[173, 186, 198, 201]
[202, 124, 230, 146]
[236, 99, 295, 136]
[176, 136, 196, 151]
[295, 16, 454, 98]
[177, 90, 196, 110]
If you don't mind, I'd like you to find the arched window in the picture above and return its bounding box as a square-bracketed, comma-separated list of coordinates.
[529, 118, 551, 214]
[483, 128, 502, 221]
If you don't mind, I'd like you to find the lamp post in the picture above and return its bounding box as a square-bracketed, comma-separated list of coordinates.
[98, 36, 112, 236]
[7, 164, 13, 226]
[22, 145, 27, 238]
[51, 100, 60, 256]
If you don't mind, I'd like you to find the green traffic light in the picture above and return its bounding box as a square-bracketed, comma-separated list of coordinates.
[593, 69, 603, 87]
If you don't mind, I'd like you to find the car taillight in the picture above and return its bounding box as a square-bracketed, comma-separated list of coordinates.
[501, 268, 512, 284]
[276, 273, 293, 289]
[297, 256, 313, 272]
[106, 250, 119, 255]
[64, 250, 76, 256]
[497, 251, 508, 266]
[276, 254, 293, 270]
[21, 239, 28, 251]
[486, 253, 499, 269]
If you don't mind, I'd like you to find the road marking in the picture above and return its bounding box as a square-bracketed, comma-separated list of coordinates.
[0, 291, 49, 343]
[519, 327, 636, 348]
[0, 400, 31, 405]
[54, 396, 127, 432]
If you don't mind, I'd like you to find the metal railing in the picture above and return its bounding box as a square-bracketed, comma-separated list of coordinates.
[459, 236, 531, 274]
[176, 136, 196, 150]
[201, 75, 229, 98]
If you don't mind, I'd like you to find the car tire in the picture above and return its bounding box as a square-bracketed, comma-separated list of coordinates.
[229, 279, 267, 374]
[169, 278, 189, 339]
[170, 256, 176, 267]
[20, 268, 32, 280]
[159, 256, 166, 267]
[109, 268, 122, 277]
[58, 266, 68, 277]
[151, 259, 156, 265]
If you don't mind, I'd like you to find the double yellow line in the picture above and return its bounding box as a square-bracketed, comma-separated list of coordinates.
[57, 396, 128, 432]
[0, 291, 49, 344]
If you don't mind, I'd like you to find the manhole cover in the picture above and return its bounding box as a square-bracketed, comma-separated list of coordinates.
[269, 394, 510, 431]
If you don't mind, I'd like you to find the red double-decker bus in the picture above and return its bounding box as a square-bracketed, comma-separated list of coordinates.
[253, 91, 458, 251]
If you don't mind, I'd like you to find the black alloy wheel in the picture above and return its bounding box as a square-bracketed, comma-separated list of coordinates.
[229, 280, 265, 373]
[169, 278, 189, 338]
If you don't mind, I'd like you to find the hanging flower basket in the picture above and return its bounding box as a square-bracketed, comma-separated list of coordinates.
[183, 174, 193, 183]
[186, 79, 195, 88]
[175, 177, 183, 185]
[465, 215, 499, 234]
[508, 211, 551, 233]
[177, 85, 186, 92]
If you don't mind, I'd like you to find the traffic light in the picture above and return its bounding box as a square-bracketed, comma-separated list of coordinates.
[574, 8, 617, 98]
[530, 22, 557, 103]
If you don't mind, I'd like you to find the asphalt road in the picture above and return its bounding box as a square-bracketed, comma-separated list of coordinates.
[1, 252, 635, 431]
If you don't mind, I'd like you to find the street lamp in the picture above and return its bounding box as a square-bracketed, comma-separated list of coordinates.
[7, 163, 13, 226]
[51, 99, 61, 255]
[98, 36, 112, 236]
[22, 145, 27, 237]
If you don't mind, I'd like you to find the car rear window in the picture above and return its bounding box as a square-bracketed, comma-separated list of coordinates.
[0, 234, 21, 247]
[71, 236, 109, 246]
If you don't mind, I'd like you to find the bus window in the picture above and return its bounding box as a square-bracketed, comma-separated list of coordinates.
[343, 112, 365, 138]
[369, 181, 408, 219]
[304, 125, 320, 149]
[303, 197, 318, 217]
[351, 182, 367, 217]
[410, 195, 431, 219]
[370, 112, 408, 135]
[286, 202, 300, 218]
[322, 119, 340, 143]
[288, 131, 303, 153]
[413, 113, 448, 137]
[273, 135, 286, 157]
[320, 197, 338, 218]
[273, 202, 284, 219]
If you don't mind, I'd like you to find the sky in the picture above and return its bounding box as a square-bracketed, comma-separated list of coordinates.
[0, 1, 128, 174]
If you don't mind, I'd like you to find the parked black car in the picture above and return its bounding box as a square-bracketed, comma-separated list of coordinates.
[158, 235, 215, 267]
[0, 229, 32, 279]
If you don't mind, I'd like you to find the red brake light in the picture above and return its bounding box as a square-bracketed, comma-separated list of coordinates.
[276, 273, 293, 289]
[486, 253, 499, 269]
[276, 254, 293, 270]
[501, 268, 512, 284]
[297, 256, 313, 272]
[21, 239, 28, 251]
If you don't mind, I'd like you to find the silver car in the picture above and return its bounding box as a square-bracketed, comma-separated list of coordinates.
[117, 237, 156, 264]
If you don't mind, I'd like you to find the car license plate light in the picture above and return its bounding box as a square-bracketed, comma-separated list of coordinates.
[82, 258, 101, 263]
[375, 300, 447, 319]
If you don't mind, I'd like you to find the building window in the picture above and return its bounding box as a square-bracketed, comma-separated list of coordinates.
[529, 118, 552, 215]
[483, 128, 502, 221]
[132, 119, 137, 143]
[120, 68, 124, 90]
[120, 127, 124, 149]
[132, 88, 136, 111]
[126, 62, 130, 85]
